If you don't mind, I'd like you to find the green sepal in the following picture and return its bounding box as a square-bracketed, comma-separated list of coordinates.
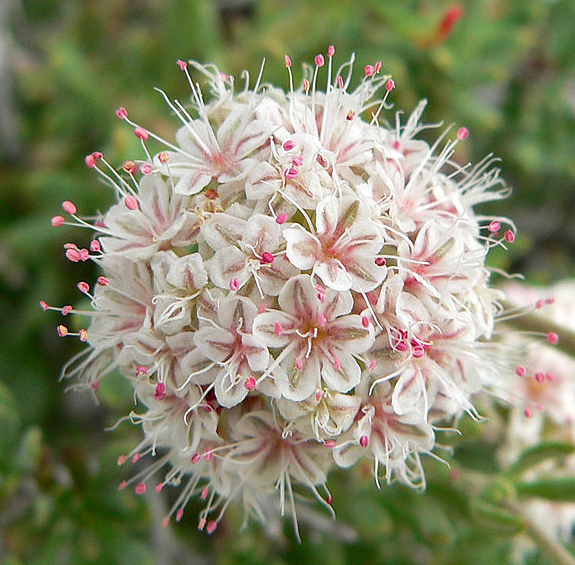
[508, 442, 575, 479]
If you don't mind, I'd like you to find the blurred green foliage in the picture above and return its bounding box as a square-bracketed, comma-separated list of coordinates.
[1, 0, 574, 563]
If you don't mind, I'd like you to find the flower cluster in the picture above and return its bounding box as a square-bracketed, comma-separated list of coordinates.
[45, 49, 525, 535]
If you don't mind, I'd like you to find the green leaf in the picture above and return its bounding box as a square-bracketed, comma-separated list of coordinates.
[470, 499, 526, 536]
[509, 442, 575, 478]
[516, 478, 575, 502]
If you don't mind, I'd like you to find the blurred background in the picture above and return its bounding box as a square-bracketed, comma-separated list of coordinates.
[1, 0, 574, 563]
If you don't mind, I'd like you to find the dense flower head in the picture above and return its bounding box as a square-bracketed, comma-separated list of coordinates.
[45, 49, 532, 535]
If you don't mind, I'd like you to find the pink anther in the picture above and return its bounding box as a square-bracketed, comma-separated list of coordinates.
[123, 161, 138, 175]
[535, 372, 545, 383]
[303, 78, 310, 93]
[140, 163, 153, 175]
[386, 78, 395, 91]
[206, 520, 217, 534]
[125, 195, 139, 210]
[292, 154, 304, 167]
[90, 240, 101, 252]
[229, 278, 240, 291]
[374, 61, 382, 73]
[134, 127, 149, 141]
[346, 110, 356, 121]
[135, 482, 147, 494]
[504, 230, 515, 243]
[62, 201, 77, 214]
[155, 382, 166, 400]
[191, 453, 201, 464]
[244, 376, 257, 390]
[155, 483, 164, 493]
[375, 257, 386, 266]
[39, 300, 50, 311]
[176, 509, 184, 522]
[315, 54, 325, 67]
[359, 435, 369, 448]
[65, 248, 82, 262]
[97, 276, 110, 286]
[524, 407, 533, 418]
[79, 248, 90, 261]
[547, 332, 559, 345]
[283, 139, 295, 151]
[324, 440, 336, 448]
[260, 251, 275, 264]
[158, 151, 170, 164]
[285, 167, 298, 179]
[77, 281, 90, 294]
[177, 59, 187, 70]
[276, 213, 288, 224]
[117, 454, 127, 466]
[115, 107, 128, 120]
[295, 357, 303, 371]
[327, 45, 335, 57]
[488, 220, 500, 232]
[62, 305, 72, 316]
[57, 325, 69, 337]
[337, 75, 344, 88]
[457, 127, 469, 140]
[515, 366, 527, 377]
[51, 215, 65, 227]
[285, 55, 292, 68]
[364, 65, 374, 77]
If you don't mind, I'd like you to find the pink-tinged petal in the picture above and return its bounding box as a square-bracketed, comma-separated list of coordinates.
[193, 327, 235, 363]
[169, 212, 201, 247]
[333, 442, 362, 468]
[173, 170, 213, 196]
[277, 347, 319, 401]
[138, 174, 171, 223]
[315, 195, 339, 236]
[245, 161, 282, 200]
[179, 348, 218, 386]
[322, 287, 354, 320]
[243, 214, 282, 254]
[257, 257, 300, 297]
[207, 247, 248, 290]
[283, 227, 320, 270]
[214, 367, 250, 409]
[241, 333, 270, 372]
[200, 213, 246, 251]
[166, 253, 207, 291]
[277, 275, 320, 321]
[314, 259, 352, 291]
[217, 105, 272, 160]
[252, 311, 293, 348]
[391, 365, 426, 415]
[323, 392, 362, 434]
[217, 295, 258, 333]
[288, 445, 329, 485]
[320, 349, 361, 393]
[328, 315, 375, 354]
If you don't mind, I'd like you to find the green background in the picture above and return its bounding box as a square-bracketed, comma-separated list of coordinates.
[1, 0, 574, 563]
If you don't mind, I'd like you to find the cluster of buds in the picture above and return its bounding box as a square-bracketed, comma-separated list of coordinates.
[45, 48, 542, 536]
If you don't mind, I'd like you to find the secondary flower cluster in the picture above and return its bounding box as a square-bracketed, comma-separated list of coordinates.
[46, 49, 524, 535]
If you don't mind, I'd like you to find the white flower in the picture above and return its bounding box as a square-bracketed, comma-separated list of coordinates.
[45, 49, 528, 534]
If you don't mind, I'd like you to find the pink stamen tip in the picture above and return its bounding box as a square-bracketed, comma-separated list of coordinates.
[535, 372, 545, 383]
[369, 359, 377, 371]
[79, 248, 90, 262]
[40, 300, 50, 311]
[134, 126, 149, 141]
[547, 332, 559, 345]
[546, 372, 555, 382]
[515, 366, 527, 377]
[285, 167, 298, 179]
[359, 435, 369, 448]
[79, 329, 88, 342]
[125, 195, 139, 210]
[155, 382, 166, 400]
[244, 376, 257, 391]
[315, 54, 325, 67]
[326, 494, 333, 506]
[285, 55, 292, 68]
[115, 107, 128, 120]
[177, 59, 187, 70]
[161, 517, 170, 528]
[327, 45, 335, 57]
[457, 127, 469, 140]
[91, 380, 99, 392]
[206, 520, 217, 534]
[524, 407, 533, 418]
[140, 163, 153, 175]
[504, 230, 515, 243]
[158, 151, 170, 164]
[362, 315, 370, 328]
[386, 78, 395, 91]
[62, 201, 77, 215]
[257, 303, 267, 314]
[412, 345, 425, 358]
[155, 483, 164, 493]
[316, 389, 323, 402]
[118, 480, 128, 491]
[283, 139, 295, 151]
[85, 154, 97, 168]
[346, 110, 356, 121]
[176, 509, 184, 522]
[62, 305, 73, 315]
[276, 213, 288, 224]
[295, 357, 303, 371]
[337, 75, 344, 88]
[57, 325, 69, 337]
[191, 452, 201, 464]
[123, 161, 138, 175]
[536, 404, 544, 411]
[292, 154, 304, 167]
[324, 440, 336, 448]
[203, 450, 213, 460]
[260, 251, 275, 264]
[77, 281, 90, 294]
[545, 297, 555, 305]
[229, 278, 240, 291]
[364, 65, 375, 77]
[374, 61, 382, 73]
[303, 78, 310, 93]
[51, 215, 65, 227]
[136, 365, 148, 376]
[132, 453, 141, 463]
[117, 455, 126, 466]
[375, 257, 386, 266]
[488, 220, 500, 232]
[198, 518, 207, 531]
[90, 240, 101, 252]
[135, 482, 147, 494]
[201, 486, 209, 500]
[535, 299, 545, 309]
